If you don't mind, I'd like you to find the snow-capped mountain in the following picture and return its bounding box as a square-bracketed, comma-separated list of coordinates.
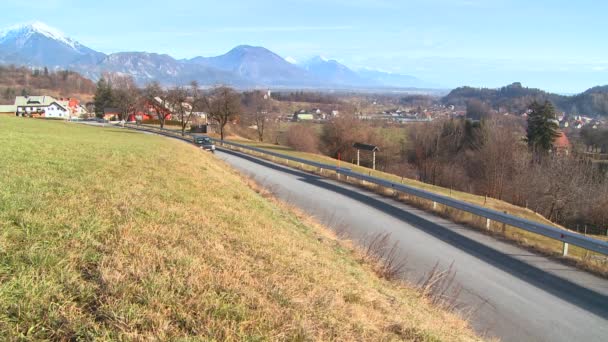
[0, 21, 436, 89]
[91, 52, 249, 86]
[356, 68, 438, 89]
[187, 45, 320, 87]
[284, 56, 298, 64]
[0, 21, 105, 66]
[300, 56, 373, 86]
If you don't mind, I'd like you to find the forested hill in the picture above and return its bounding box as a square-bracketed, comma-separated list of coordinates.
[0, 65, 96, 104]
[443, 82, 608, 116]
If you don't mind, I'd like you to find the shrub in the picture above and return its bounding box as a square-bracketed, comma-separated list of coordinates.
[286, 124, 319, 153]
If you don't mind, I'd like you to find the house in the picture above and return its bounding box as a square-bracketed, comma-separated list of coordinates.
[15, 95, 56, 117]
[63, 98, 89, 118]
[292, 111, 315, 121]
[0, 105, 16, 115]
[554, 131, 571, 155]
[103, 108, 121, 121]
[12, 96, 87, 119]
[45, 101, 70, 118]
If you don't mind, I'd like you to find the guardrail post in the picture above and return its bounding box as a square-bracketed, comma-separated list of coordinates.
[562, 242, 569, 257]
[486, 218, 491, 230]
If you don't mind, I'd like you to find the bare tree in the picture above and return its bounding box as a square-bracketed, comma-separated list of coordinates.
[242, 90, 273, 142]
[286, 124, 319, 153]
[471, 117, 526, 199]
[143, 82, 171, 129]
[112, 75, 139, 121]
[204, 86, 242, 140]
[167, 81, 201, 136]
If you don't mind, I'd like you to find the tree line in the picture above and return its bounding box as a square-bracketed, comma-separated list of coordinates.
[93, 74, 242, 139]
[407, 101, 607, 234]
[444, 82, 608, 117]
[0, 65, 96, 104]
[280, 101, 608, 235]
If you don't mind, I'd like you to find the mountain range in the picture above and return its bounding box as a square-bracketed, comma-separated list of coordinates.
[0, 22, 433, 89]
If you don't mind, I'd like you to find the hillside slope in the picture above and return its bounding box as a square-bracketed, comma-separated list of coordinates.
[0, 65, 96, 104]
[443, 82, 608, 116]
[0, 117, 478, 340]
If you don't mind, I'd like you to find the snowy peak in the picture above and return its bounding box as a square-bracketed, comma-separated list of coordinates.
[284, 56, 298, 64]
[299, 55, 371, 86]
[0, 21, 104, 67]
[302, 55, 336, 67]
[0, 21, 436, 89]
[0, 21, 78, 49]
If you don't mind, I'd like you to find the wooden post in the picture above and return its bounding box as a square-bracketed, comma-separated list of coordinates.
[372, 151, 376, 170]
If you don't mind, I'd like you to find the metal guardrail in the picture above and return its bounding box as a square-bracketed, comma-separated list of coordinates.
[214, 138, 608, 257]
[124, 123, 608, 256]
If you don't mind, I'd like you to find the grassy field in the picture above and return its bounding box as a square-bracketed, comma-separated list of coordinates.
[0, 116, 479, 341]
[221, 137, 608, 275]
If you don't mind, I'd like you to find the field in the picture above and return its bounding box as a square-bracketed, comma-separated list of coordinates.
[0, 116, 478, 340]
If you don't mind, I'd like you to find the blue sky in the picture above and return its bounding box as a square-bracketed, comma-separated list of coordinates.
[3, 0, 607, 93]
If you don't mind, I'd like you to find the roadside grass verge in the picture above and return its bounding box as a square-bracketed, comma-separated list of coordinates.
[220, 138, 608, 276]
[0, 116, 479, 340]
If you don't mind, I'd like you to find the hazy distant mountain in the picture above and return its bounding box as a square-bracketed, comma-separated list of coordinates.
[80, 52, 248, 86]
[0, 22, 105, 67]
[300, 56, 372, 86]
[0, 21, 438, 90]
[187, 45, 319, 87]
[357, 69, 436, 88]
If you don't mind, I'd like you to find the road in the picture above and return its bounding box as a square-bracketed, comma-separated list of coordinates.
[216, 148, 608, 342]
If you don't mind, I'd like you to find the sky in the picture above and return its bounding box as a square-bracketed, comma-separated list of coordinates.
[2, 0, 607, 93]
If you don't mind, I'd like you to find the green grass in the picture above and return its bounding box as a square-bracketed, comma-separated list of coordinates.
[0, 116, 479, 341]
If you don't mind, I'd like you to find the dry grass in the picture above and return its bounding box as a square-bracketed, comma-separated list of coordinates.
[0, 116, 480, 341]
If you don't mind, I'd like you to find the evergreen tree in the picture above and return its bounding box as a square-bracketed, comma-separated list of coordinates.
[93, 78, 114, 118]
[526, 100, 560, 154]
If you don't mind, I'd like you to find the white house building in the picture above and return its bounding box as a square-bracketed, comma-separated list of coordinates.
[15, 95, 56, 117]
[44, 101, 70, 118]
[13, 96, 81, 119]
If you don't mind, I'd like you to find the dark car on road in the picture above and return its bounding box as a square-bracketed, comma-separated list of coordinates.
[194, 135, 216, 153]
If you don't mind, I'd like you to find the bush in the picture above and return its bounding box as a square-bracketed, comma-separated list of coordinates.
[286, 124, 319, 153]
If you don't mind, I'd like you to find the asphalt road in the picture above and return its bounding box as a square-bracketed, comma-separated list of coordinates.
[216, 148, 608, 342]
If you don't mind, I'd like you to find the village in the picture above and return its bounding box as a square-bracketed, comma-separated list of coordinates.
[2, 92, 606, 136]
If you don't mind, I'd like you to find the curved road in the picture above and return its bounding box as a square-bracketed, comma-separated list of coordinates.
[217, 148, 608, 342]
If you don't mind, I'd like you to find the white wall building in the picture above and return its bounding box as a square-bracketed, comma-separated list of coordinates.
[45, 102, 69, 118]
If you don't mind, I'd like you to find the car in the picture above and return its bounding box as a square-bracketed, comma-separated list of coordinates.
[193, 135, 216, 153]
